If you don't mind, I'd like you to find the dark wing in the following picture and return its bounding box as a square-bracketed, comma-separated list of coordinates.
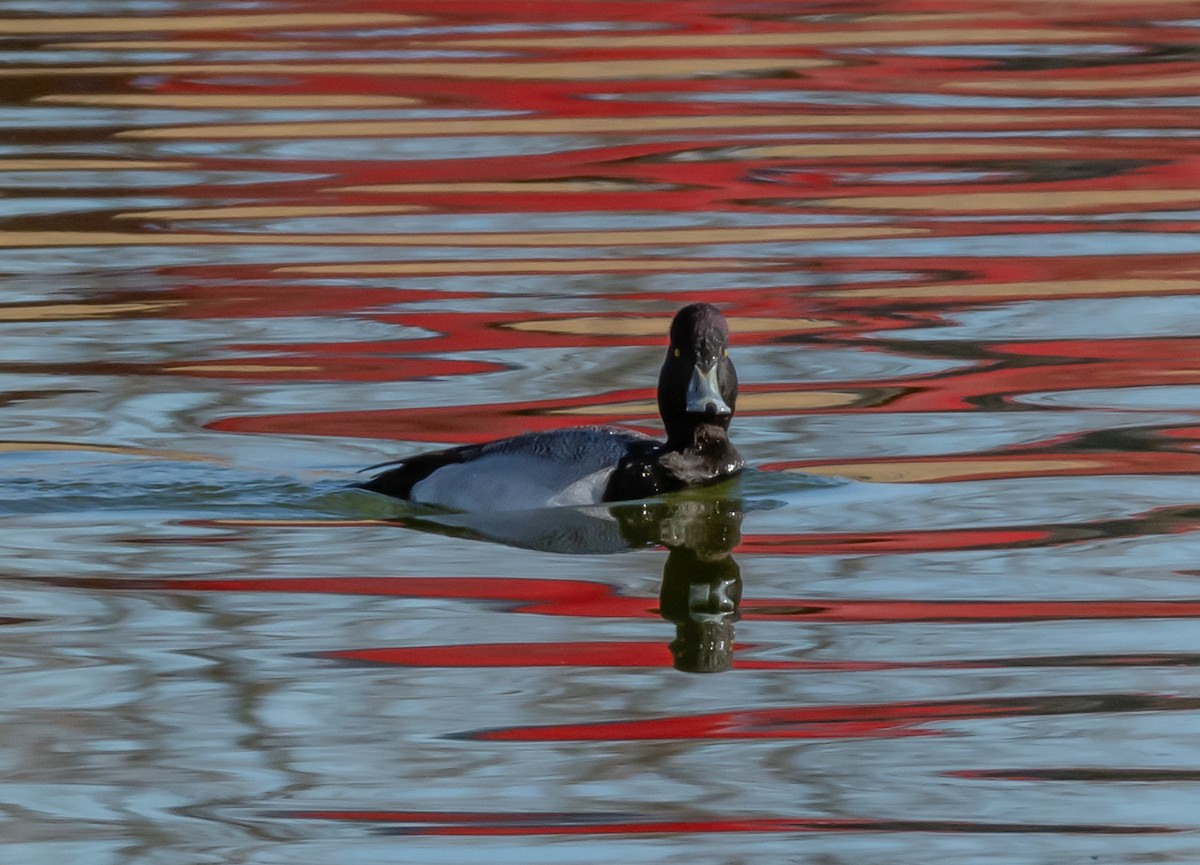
[357, 443, 480, 499]
[356, 427, 656, 502]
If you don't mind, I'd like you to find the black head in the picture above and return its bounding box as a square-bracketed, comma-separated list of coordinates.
[657, 303, 738, 443]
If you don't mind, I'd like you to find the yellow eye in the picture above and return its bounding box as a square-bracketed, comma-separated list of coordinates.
[722, 348, 729, 358]
[673, 348, 681, 358]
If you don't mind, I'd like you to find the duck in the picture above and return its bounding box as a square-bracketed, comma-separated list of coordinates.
[359, 302, 744, 511]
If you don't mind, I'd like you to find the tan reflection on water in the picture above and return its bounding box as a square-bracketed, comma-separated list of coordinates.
[336, 181, 660, 194]
[0, 441, 213, 461]
[1, 13, 424, 34]
[0, 159, 196, 170]
[14, 57, 831, 83]
[165, 364, 323, 375]
[794, 459, 1105, 483]
[115, 205, 427, 220]
[110, 111, 1138, 140]
[0, 226, 920, 248]
[0, 301, 184, 321]
[733, 143, 1069, 159]
[953, 73, 1200, 93]
[36, 94, 423, 109]
[42, 40, 312, 50]
[819, 189, 1200, 213]
[426, 26, 1117, 49]
[819, 279, 1200, 300]
[275, 259, 762, 276]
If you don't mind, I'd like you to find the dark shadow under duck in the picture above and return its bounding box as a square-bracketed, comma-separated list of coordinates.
[359, 302, 745, 511]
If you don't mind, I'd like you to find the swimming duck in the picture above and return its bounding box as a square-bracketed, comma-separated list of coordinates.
[359, 302, 744, 511]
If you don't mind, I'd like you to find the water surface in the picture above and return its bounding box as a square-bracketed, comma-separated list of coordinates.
[3, 1, 1200, 862]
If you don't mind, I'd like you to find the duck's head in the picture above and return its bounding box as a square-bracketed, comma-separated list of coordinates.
[657, 303, 738, 443]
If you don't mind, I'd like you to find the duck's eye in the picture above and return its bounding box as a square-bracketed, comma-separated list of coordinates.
[673, 348, 681, 358]
[722, 347, 729, 358]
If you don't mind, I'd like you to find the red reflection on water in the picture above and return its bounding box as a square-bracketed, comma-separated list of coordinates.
[327, 643, 1200, 672]
[138, 275, 485, 319]
[207, 385, 744, 441]
[769, 451, 1200, 483]
[327, 641, 890, 671]
[197, 301, 1200, 437]
[739, 527, 1054, 554]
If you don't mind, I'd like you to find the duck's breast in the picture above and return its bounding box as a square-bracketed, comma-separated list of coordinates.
[409, 427, 654, 512]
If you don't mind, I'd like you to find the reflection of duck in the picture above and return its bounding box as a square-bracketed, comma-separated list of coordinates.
[379, 492, 747, 673]
[630, 497, 744, 674]
[659, 546, 742, 674]
[359, 303, 743, 511]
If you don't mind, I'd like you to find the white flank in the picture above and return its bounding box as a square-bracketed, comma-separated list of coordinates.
[410, 454, 615, 512]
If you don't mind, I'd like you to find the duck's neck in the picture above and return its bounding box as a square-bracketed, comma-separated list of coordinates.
[656, 420, 744, 489]
[664, 419, 731, 452]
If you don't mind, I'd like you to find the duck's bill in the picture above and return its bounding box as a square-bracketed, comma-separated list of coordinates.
[686, 363, 732, 416]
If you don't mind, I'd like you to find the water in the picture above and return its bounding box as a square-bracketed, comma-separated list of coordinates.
[2, 2, 1200, 862]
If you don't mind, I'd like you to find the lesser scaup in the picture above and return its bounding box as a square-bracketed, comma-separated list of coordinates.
[360, 302, 744, 510]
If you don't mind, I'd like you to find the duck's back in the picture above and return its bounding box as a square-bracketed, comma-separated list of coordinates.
[362, 426, 656, 512]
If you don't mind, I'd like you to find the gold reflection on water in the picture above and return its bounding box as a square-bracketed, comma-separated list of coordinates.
[16, 57, 831, 83]
[113, 112, 1125, 140]
[551, 391, 860, 416]
[44, 40, 312, 50]
[0, 441, 213, 461]
[276, 259, 760, 275]
[0, 226, 919, 248]
[863, 13, 1024, 21]
[37, 94, 422, 108]
[0, 159, 195, 170]
[794, 459, 1100, 483]
[735, 391, 861, 411]
[507, 316, 832, 336]
[1, 13, 424, 34]
[427, 27, 1114, 48]
[820, 279, 1200, 300]
[165, 364, 322, 374]
[116, 205, 427, 220]
[337, 181, 655, 194]
[736, 142, 1065, 159]
[0, 301, 183, 321]
[955, 73, 1200, 93]
[819, 189, 1200, 212]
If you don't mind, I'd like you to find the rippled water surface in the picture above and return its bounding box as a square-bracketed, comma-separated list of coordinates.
[3, 1, 1200, 862]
